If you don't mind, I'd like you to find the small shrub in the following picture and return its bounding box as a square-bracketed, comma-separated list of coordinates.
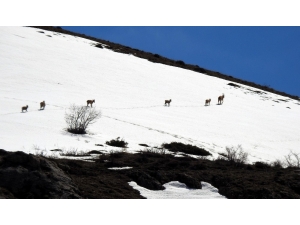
[138, 148, 167, 160]
[65, 104, 101, 134]
[59, 148, 91, 157]
[144, 147, 166, 155]
[284, 151, 300, 168]
[223, 145, 248, 165]
[34, 150, 47, 157]
[270, 159, 284, 168]
[106, 137, 128, 148]
[162, 142, 211, 156]
[32, 145, 47, 157]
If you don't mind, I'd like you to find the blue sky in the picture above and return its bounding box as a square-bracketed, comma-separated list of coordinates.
[62, 26, 300, 97]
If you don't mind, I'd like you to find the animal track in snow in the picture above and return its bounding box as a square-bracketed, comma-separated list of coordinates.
[103, 115, 215, 154]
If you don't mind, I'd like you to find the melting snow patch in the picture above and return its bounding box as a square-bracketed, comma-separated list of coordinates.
[128, 181, 226, 199]
[108, 167, 133, 170]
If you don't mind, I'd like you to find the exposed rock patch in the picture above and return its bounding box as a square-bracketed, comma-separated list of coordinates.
[0, 149, 81, 198]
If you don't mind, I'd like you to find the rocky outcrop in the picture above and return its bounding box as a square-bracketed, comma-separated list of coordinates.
[0, 149, 81, 199]
[126, 170, 164, 190]
[1, 149, 300, 199]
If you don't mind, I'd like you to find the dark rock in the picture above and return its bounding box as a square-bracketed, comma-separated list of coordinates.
[228, 83, 241, 88]
[0, 150, 81, 199]
[127, 170, 164, 190]
[176, 173, 202, 189]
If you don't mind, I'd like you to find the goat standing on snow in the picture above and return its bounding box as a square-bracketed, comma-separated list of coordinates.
[205, 99, 211, 106]
[218, 94, 225, 105]
[165, 99, 172, 106]
[22, 105, 28, 112]
[87, 99, 95, 107]
[40, 101, 46, 110]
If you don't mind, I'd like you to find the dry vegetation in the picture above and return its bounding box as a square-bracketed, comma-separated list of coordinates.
[1, 142, 300, 198]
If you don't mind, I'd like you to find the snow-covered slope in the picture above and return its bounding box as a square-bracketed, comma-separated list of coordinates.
[1, 26, 300, 164]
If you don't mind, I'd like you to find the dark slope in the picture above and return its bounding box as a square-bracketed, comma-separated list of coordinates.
[30, 26, 300, 101]
[1, 149, 300, 199]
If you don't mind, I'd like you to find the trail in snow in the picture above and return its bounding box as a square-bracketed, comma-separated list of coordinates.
[0, 92, 295, 162]
[1, 94, 217, 154]
[0, 98, 221, 157]
[103, 114, 218, 155]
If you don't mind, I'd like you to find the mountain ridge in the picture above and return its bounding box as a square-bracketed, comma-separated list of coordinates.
[30, 26, 300, 101]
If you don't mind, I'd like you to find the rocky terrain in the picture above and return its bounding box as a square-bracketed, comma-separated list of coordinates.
[1, 148, 300, 199]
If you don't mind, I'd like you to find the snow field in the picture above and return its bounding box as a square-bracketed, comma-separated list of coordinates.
[1, 26, 300, 164]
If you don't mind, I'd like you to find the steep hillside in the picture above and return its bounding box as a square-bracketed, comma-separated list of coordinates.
[1, 26, 300, 199]
[1, 26, 300, 165]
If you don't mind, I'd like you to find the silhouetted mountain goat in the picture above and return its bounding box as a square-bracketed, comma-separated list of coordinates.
[218, 94, 225, 105]
[165, 99, 172, 106]
[205, 99, 211, 106]
[22, 105, 28, 112]
[40, 101, 45, 110]
[87, 99, 95, 107]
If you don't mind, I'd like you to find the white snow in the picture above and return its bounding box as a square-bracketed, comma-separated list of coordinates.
[1, 26, 300, 164]
[128, 181, 226, 199]
[108, 167, 133, 170]
[2, 26, 300, 199]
